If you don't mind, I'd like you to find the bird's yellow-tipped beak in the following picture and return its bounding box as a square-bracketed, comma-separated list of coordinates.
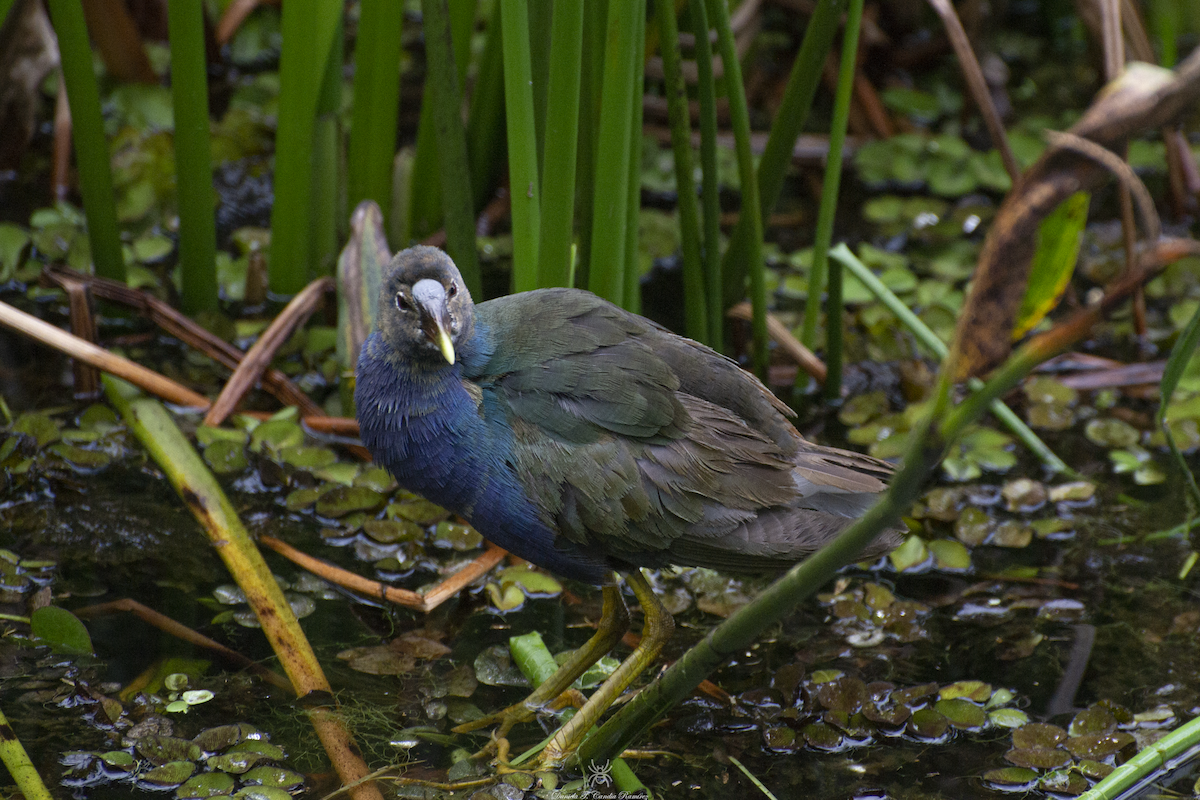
[436, 325, 456, 365]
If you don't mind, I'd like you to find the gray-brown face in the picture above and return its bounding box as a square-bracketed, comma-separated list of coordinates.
[379, 246, 474, 365]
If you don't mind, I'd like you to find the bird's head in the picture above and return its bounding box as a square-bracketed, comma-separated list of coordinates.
[378, 246, 474, 366]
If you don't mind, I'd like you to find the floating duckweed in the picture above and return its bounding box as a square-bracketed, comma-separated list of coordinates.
[233, 786, 293, 800]
[495, 565, 562, 597]
[204, 439, 248, 474]
[1038, 769, 1088, 794]
[940, 681, 992, 702]
[888, 535, 929, 572]
[142, 760, 196, 786]
[1063, 731, 1135, 760]
[228, 739, 285, 761]
[392, 498, 450, 526]
[284, 486, 323, 510]
[983, 766, 1039, 787]
[354, 466, 397, 492]
[989, 708, 1030, 728]
[278, 445, 337, 470]
[212, 585, 247, 605]
[927, 539, 971, 570]
[362, 518, 422, 544]
[13, 412, 61, 447]
[135, 735, 203, 766]
[192, 724, 255, 753]
[1005, 746, 1071, 770]
[313, 462, 360, 485]
[485, 582, 525, 612]
[315, 485, 386, 517]
[99, 750, 135, 770]
[176, 771, 236, 798]
[991, 521, 1033, 548]
[432, 520, 482, 550]
[207, 751, 269, 774]
[196, 426, 249, 447]
[240, 765, 305, 790]
[953, 506, 992, 545]
[935, 698, 987, 730]
[907, 707, 951, 740]
[1085, 417, 1140, 448]
[248, 419, 304, 453]
[1002, 478, 1047, 512]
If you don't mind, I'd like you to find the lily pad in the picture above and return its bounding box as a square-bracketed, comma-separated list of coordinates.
[1005, 747, 1071, 770]
[240, 766, 305, 790]
[135, 735, 202, 765]
[315, 486, 386, 517]
[141, 760, 196, 787]
[176, 771, 236, 798]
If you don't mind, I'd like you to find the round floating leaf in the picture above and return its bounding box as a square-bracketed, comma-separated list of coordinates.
[907, 707, 951, 740]
[135, 735, 202, 766]
[193, 724, 255, 753]
[1039, 769, 1088, 795]
[473, 644, 530, 687]
[935, 698, 987, 729]
[47, 442, 111, 471]
[315, 486, 386, 518]
[889, 535, 929, 572]
[141, 760, 195, 787]
[486, 582, 526, 612]
[496, 566, 562, 597]
[1013, 722, 1067, 750]
[989, 708, 1030, 728]
[177, 771, 236, 798]
[204, 440, 248, 474]
[763, 726, 797, 751]
[13, 413, 61, 448]
[362, 518, 422, 544]
[1064, 731, 1135, 760]
[99, 750, 135, 770]
[278, 445, 337, 470]
[940, 681, 992, 702]
[313, 462, 360, 485]
[1023, 376, 1078, 406]
[1005, 747, 1071, 770]
[927, 539, 971, 570]
[1077, 759, 1114, 780]
[1085, 418, 1140, 448]
[992, 521, 1033, 548]
[983, 767, 1038, 787]
[1002, 478, 1047, 512]
[240, 766, 305, 789]
[801, 721, 843, 750]
[392, 499, 450, 526]
[248, 419, 304, 453]
[433, 520, 482, 550]
[1069, 704, 1117, 737]
[207, 751, 269, 774]
[954, 506, 992, 546]
[354, 467, 397, 492]
[30, 606, 93, 656]
[233, 786, 294, 800]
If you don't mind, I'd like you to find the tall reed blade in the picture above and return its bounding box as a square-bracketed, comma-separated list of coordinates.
[801, 0, 864, 399]
[268, 0, 341, 294]
[706, 0, 766, 373]
[657, 0, 708, 343]
[348, 0, 404, 222]
[588, 0, 641, 306]
[420, 0, 481, 298]
[537, 0, 584, 288]
[688, 0, 723, 345]
[501, 0, 542, 292]
[45, 0, 125, 283]
[166, 0, 218, 313]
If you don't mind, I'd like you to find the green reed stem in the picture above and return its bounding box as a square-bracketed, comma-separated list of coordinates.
[46, 0, 125, 283]
[622, 2, 646, 314]
[348, 0, 404, 222]
[658, 0, 707, 342]
[268, 0, 341, 294]
[807, 0, 862, 398]
[537, 0, 584, 288]
[688, 0, 722, 345]
[166, 0, 218, 313]
[573, 0, 607, 290]
[587, 0, 640, 306]
[501, 0, 541, 292]
[466, 3, 507, 207]
[723, 0, 843, 305]
[420, 0, 480, 297]
[706, 0, 766, 373]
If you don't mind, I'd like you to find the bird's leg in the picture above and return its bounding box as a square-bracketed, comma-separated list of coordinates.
[539, 569, 674, 768]
[453, 582, 630, 738]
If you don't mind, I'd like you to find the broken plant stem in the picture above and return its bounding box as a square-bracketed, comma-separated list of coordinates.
[0, 705, 52, 800]
[102, 376, 382, 800]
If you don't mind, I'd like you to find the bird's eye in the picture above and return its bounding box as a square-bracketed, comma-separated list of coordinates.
[395, 292, 412, 312]
[447, 282, 457, 298]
